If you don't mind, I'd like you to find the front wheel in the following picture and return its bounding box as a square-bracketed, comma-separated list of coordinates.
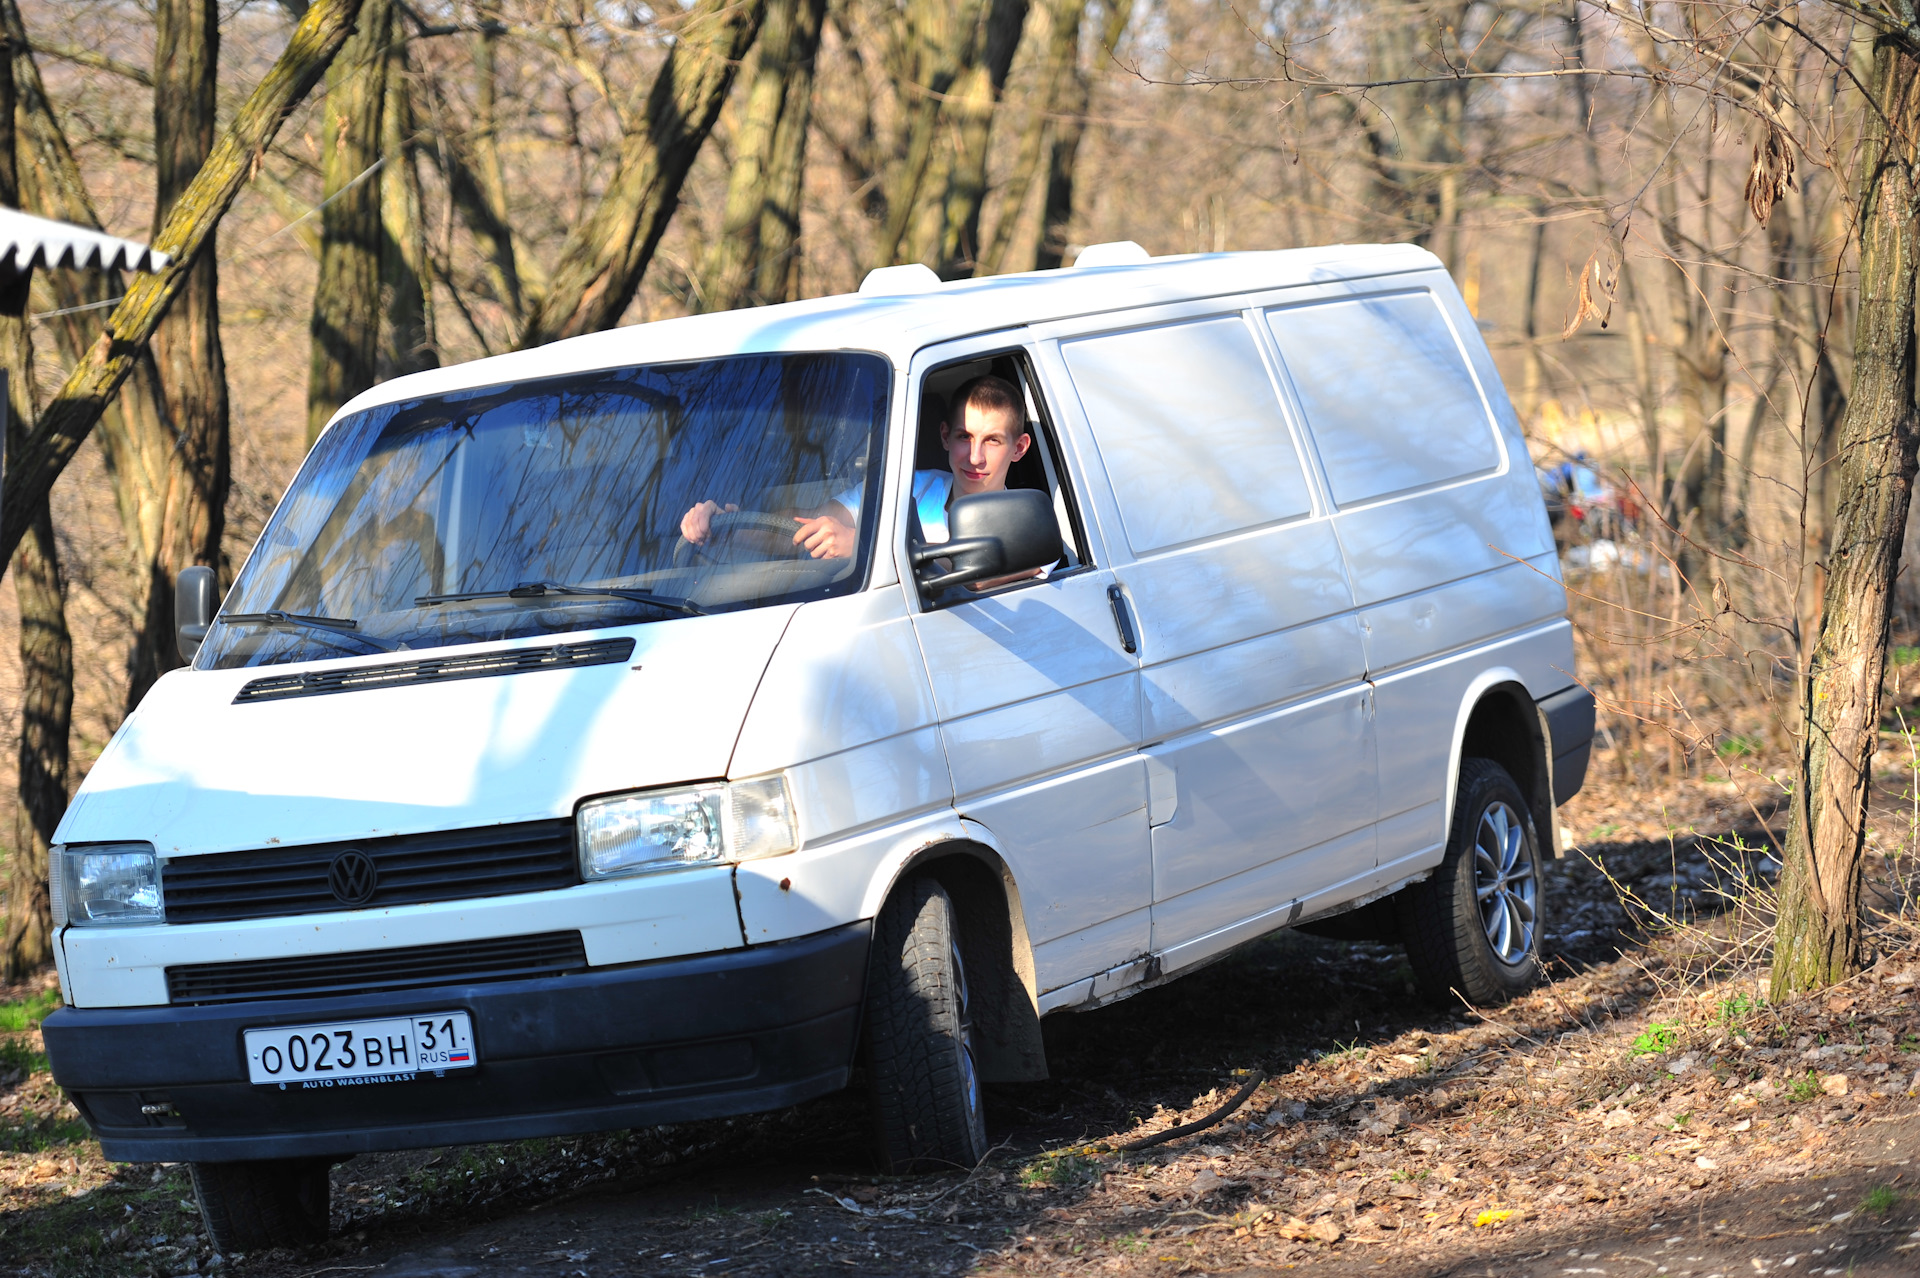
[1396, 757, 1545, 1006]
[190, 1157, 332, 1253]
[864, 875, 988, 1172]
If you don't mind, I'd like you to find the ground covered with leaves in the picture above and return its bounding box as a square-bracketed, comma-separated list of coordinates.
[3, 776, 1919, 1278]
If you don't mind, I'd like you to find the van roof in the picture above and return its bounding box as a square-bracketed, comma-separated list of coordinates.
[335, 242, 1442, 422]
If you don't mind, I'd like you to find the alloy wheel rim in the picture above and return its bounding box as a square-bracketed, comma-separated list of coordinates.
[1473, 800, 1537, 964]
[951, 938, 982, 1127]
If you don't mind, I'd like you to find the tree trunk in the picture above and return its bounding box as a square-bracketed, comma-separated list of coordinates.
[517, 0, 766, 348]
[872, 0, 991, 269]
[980, 0, 1082, 276]
[1033, 0, 1130, 270]
[694, 0, 826, 312]
[752, 0, 824, 304]
[379, 35, 436, 376]
[306, 0, 391, 444]
[929, 0, 1029, 279]
[3, 0, 179, 676]
[0, 0, 368, 574]
[119, 0, 230, 710]
[0, 21, 63, 980]
[1771, 34, 1920, 999]
[3, 493, 69, 982]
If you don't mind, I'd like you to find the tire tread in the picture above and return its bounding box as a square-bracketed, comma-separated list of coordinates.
[865, 876, 986, 1172]
[190, 1158, 331, 1253]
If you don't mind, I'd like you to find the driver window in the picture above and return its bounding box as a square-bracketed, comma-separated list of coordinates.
[912, 351, 1090, 586]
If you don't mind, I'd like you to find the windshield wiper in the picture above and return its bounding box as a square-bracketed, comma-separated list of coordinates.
[414, 580, 703, 616]
[218, 611, 404, 653]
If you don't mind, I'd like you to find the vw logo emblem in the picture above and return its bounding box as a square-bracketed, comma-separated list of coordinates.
[328, 849, 378, 905]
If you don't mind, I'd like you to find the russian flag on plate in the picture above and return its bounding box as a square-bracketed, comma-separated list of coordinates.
[448, 1051, 470, 1063]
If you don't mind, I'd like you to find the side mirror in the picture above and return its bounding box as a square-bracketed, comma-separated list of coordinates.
[911, 489, 1062, 594]
[175, 565, 216, 664]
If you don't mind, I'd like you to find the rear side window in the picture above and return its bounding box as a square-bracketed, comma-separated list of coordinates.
[1264, 292, 1499, 506]
[1061, 316, 1312, 556]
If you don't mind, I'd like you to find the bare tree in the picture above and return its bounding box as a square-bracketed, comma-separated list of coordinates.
[517, 0, 766, 347]
[0, 0, 369, 574]
[1771, 22, 1920, 997]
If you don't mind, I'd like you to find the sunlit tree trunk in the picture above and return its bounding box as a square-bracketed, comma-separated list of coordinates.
[1772, 33, 1920, 998]
[306, 0, 391, 443]
[753, 0, 824, 304]
[980, 0, 1083, 276]
[379, 36, 435, 376]
[518, 0, 765, 348]
[930, 0, 1029, 278]
[873, 0, 990, 269]
[694, 0, 826, 312]
[113, 0, 231, 710]
[1033, 0, 1130, 270]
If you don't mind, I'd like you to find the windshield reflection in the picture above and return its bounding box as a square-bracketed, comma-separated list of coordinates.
[201, 352, 889, 670]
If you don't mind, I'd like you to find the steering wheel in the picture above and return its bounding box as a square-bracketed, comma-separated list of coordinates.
[672, 509, 814, 569]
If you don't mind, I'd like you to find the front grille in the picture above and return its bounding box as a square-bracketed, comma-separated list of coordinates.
[233, 636, 635, 704]
[166, 931, 587, 1004]
[162, 819, 578, 925]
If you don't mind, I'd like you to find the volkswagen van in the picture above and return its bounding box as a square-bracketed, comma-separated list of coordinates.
[41, 241, 1593, 1250]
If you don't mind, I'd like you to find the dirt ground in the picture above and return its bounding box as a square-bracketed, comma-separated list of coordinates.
[4, 770, 1920, 1278]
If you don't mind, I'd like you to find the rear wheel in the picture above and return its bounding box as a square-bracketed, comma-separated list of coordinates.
[189, 1158, 331, 1253]
[864, 875, 988, 1172]
[1397, 757, 1545, 1006]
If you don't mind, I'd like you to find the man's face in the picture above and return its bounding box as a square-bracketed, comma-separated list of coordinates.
[942, 401, 1031, 497]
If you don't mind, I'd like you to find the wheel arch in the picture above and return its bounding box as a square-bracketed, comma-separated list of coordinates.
[1444, 670, 1554, 856]
[867, 828, 1047, 1083]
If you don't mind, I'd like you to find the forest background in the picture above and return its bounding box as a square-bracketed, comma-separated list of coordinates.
[0, 0, 1908, 984]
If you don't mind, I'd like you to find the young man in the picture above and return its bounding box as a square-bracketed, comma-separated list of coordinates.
[679, 374, 1032, 561]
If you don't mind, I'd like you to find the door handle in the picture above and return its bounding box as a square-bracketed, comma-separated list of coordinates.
[1107, 584, 1138, 655]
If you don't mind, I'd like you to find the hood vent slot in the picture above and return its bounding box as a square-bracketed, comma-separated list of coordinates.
[233, 636, 634, 704]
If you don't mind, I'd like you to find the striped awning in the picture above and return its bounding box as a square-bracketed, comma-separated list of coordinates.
[0, 207, 169, 273]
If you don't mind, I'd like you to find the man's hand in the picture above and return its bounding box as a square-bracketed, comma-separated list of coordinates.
[793, 514, 857, 559]
[680, 500, 738, 544]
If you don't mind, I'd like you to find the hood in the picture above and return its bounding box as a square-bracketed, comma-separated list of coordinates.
[56, 606, 797, 857]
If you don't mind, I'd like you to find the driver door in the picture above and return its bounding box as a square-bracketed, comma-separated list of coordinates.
[899, 341, 1151, 1004]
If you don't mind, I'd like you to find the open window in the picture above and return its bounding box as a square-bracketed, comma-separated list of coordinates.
[911, 350, 1092, 598]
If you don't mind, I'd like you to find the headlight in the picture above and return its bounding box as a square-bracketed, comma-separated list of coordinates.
[577, 775, 797, 880]
[52, 843, 164, 927]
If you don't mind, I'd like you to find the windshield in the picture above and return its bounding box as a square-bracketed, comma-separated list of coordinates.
[201, 352, 890, 670]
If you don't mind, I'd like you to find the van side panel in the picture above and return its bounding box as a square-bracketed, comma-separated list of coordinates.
[1053, 314, 1378, 957]
[1265, 273, 1568, 869]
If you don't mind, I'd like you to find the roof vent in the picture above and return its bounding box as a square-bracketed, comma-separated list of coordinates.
[1071, 240, 1151, 268]
[858, 263, 943, 296]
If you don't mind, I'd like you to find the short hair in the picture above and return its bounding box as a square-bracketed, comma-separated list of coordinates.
[949, 374, 1025, 431]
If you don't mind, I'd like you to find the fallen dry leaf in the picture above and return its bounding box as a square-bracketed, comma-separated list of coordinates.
[1474, 1208, 1514, 1228]
[1822, 1073, 1849, 1096]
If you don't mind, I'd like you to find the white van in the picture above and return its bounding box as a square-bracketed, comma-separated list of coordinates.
[42, 242, 1592, 1250]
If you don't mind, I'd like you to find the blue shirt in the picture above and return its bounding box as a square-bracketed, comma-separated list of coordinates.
[836, 470, 955, 543]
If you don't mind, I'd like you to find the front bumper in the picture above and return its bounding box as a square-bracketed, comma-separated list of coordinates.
[44, 923, 868, 1164]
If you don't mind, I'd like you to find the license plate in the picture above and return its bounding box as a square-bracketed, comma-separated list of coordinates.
[244, 1011, 476, 1086]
